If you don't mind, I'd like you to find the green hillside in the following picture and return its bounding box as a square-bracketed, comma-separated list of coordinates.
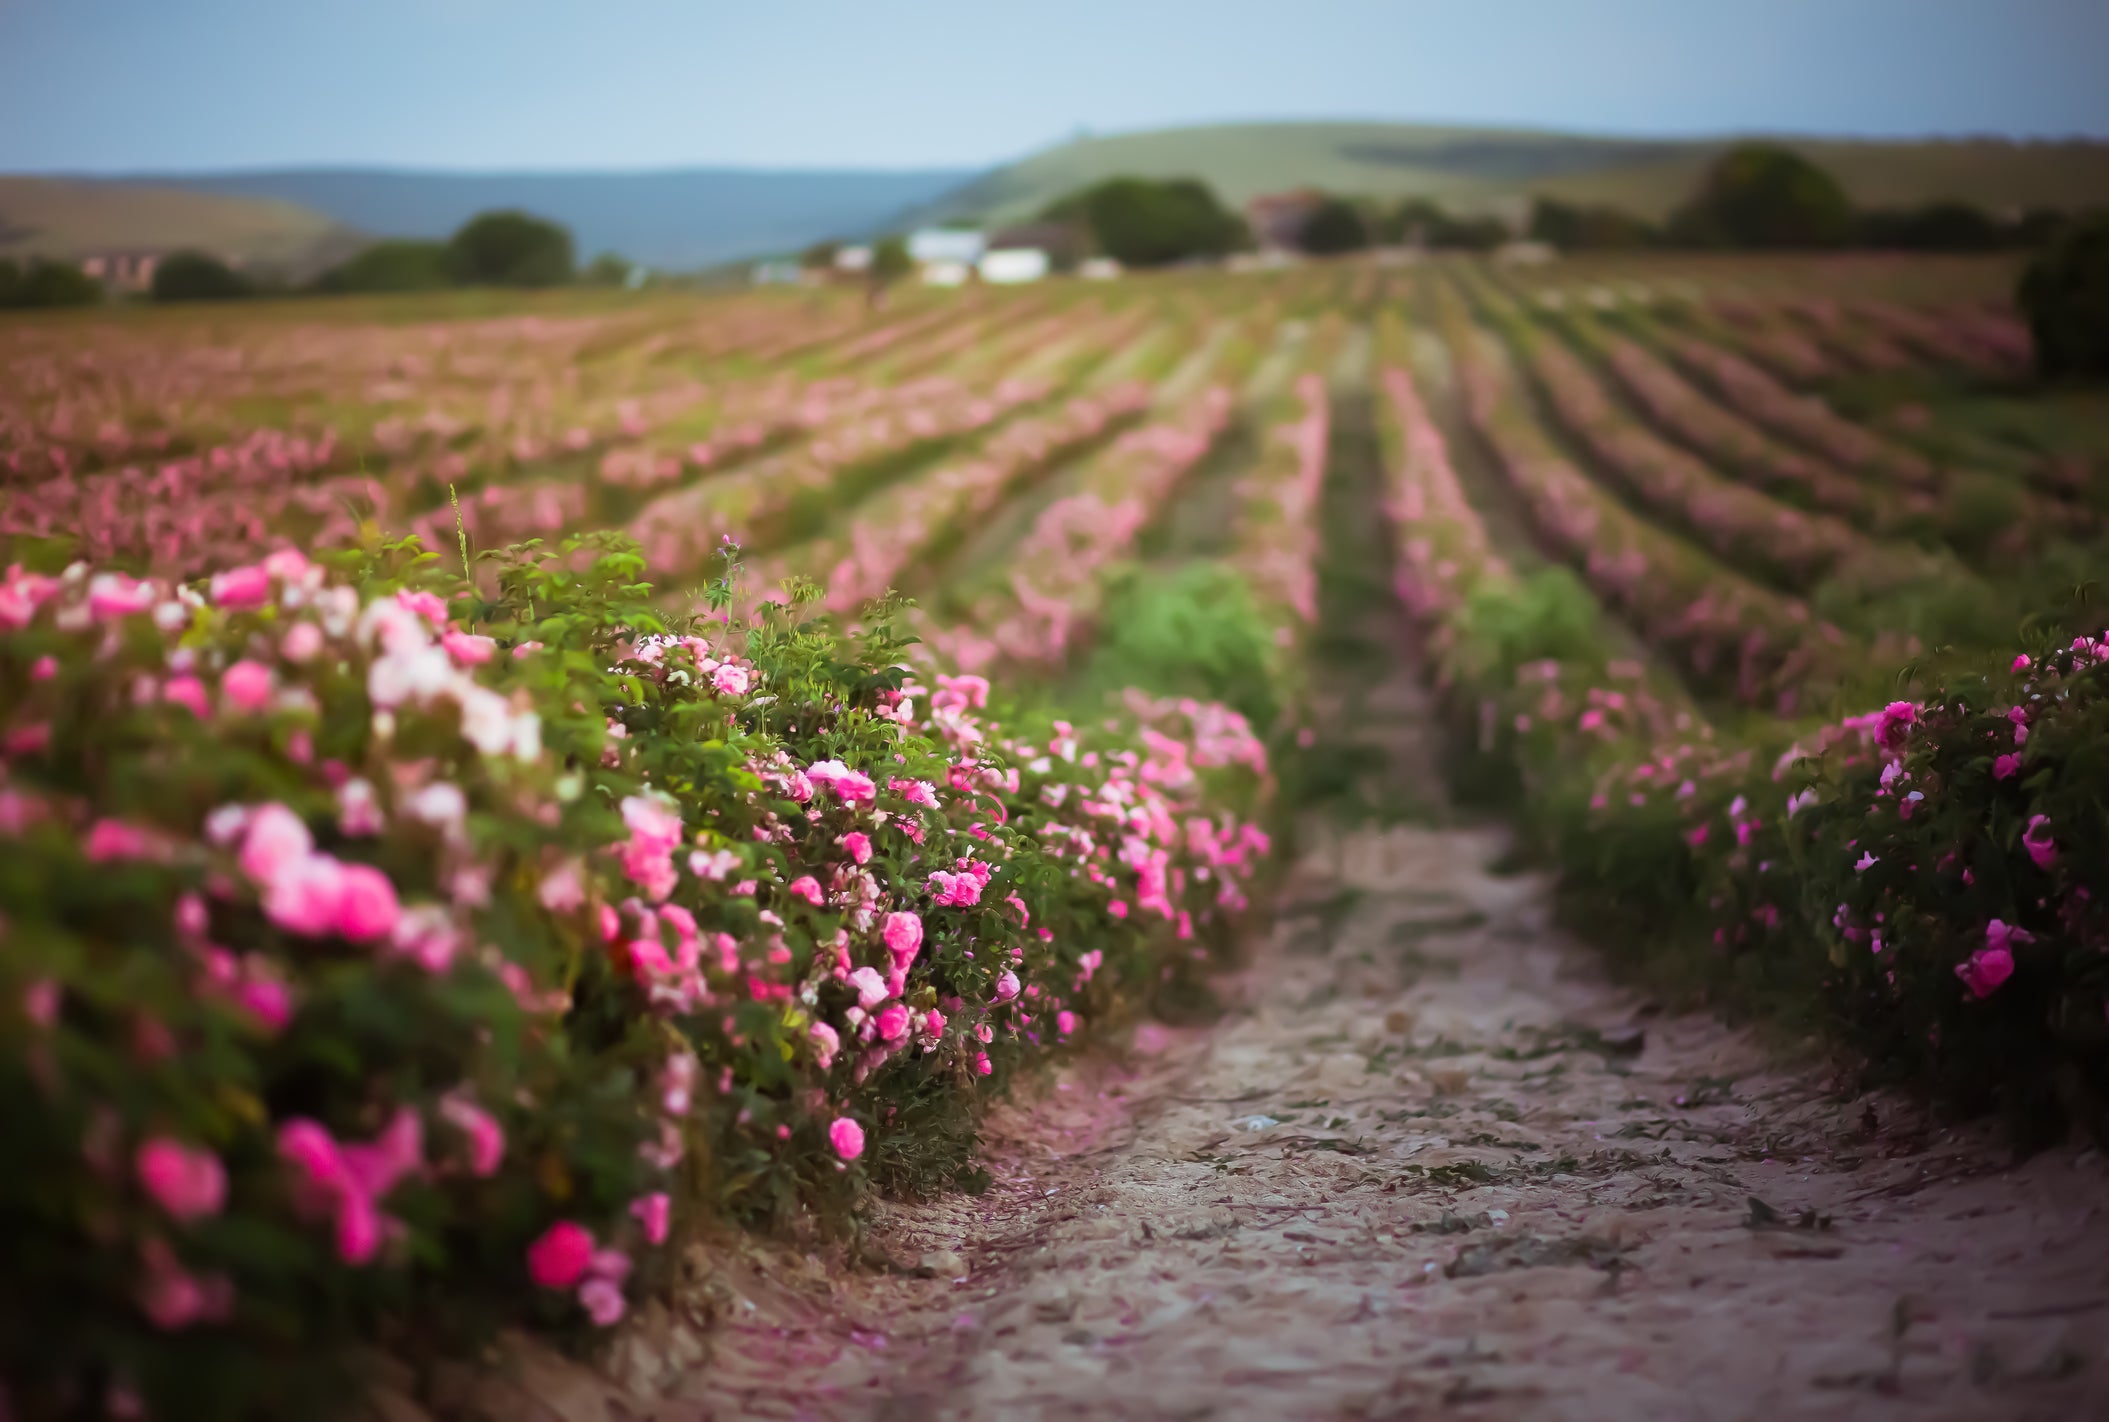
[912, 121, 2109, 225]
[0, 177, 358, 270]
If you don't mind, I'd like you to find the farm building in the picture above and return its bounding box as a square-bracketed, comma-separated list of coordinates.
[907, 229, 987, 266]
[1244, 190, 1327, 251]
[978, 248, 1049, 284]
[78, 250, 165, 292]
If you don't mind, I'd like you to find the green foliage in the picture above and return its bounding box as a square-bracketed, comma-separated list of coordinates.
[1299, 197, 1371, 256]
[869, 236, 913, 284]
[1858, 201, 2007, 252]
[151, 252, 253, 303]
[2017, 213, 2109, 379]
[445, 211, 575, 289]
[1445, 568, 1607, 689]
[1528, 198, 1658, 250]
[0, 257, 101, 309]
[1071, 560, 1284, 731]
[582, 253, 636, 287]
[799, 240, 841, 271]
[1394, 199, 1506, 251]
[312, 240, 454, 295]
[1047, 177, 1245, 268]
[1670, 143, 1856, 249]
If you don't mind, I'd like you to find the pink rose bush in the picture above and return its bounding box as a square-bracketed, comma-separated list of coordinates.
[0, 532, 1273, 1416]
[1371, 328, 2109, 1149]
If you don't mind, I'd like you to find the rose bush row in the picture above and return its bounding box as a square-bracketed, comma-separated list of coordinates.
[1375, 348, 2109, 1149]
[0, 531, 1274, 1419]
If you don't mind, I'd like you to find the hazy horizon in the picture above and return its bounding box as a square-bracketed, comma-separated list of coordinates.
[3, 0, 2105, 175]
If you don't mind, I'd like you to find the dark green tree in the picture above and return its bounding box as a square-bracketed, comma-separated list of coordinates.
[150, 251, 252, 302]
[0, 257, 102, 309]
[869, 236, 912, 284]
[1528, 198, 1657, 250]
[1394, 198, 1506, 251]
[2017, 213, 2109, 379]
[445, 210, 575, 288]
[583, 252, 636, 287]
[1051, 177, 1243, 267]
[1858, 201, 2005, 251]
[312, 240, 453, 294]
[1668, 144, 1855, 248]
[799, 239, 841, 270]
[1299, 197, 1371, 255]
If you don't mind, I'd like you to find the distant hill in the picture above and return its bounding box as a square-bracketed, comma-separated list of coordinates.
[0, 176, 358, 270]
[144, 168, 978, 271]
[13, 124, 2109, 279]
[906, 121, 2109, 226]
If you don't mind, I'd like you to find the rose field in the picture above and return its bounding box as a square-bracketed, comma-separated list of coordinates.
[4, 256, 2109, 1419]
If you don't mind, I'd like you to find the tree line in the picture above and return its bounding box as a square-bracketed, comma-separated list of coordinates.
[0, 209, 633, 309]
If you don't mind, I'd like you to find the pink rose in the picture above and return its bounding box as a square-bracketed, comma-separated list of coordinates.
[1992, 753, 2021, 781]
[87, 572, 157, 621]
[135, 1138, 227, 1222]
[993, 969, 1021, 1003]
[848, 965, 890, 1008]
[1956, 947, 2013, 999]
[829, 1117, 865, 1161]
[1872, 700, 1917, 752]
[579, 1276, 627, 1327]
[281, 621, 325, 663]
[711, 664, 750, 696]
[2022, 814, 2056, 870]
[162, 675, 211, 718]
[875, 1002, 911, 1043]
[840, 831, 872, 865]
[441, 631, 497, 666]
[239, 804, 313, 883]
[808, 1021, 841, 1069]
[787, 875, 824, 907]
[527, 1221, 596, 1289]
[630, 1192, 671, 1246]
[209, 565, 273, 610]
[881, 910, 923, 966]
[332, 864, 400, 941]
[439, 1096, 505, 1177]
[85, 819, 154, 863]
[220, 660, 276, 714]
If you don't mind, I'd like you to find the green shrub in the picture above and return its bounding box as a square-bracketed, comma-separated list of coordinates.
[2018, 213, 2109, 379]
[1046, 178, 1245, 268]
[0, 257, 102, 309]
[870, 236, 913, 285]
[1072, 560, 1284, 731]
[151, 252, 253, 303]
[1858, 201, 2007, 252]
[1528, 198, 1658, 251]
[1669, 143, 1855, 249]
[313, 241, 455, 294]
[581, 253, 635, 287]
[1299, 198, 1371, 256]
[1394, 199, 1507, 252]
[445, 211, 575, 288]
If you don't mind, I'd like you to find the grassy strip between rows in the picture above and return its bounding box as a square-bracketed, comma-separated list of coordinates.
[0, 534, 1278, 1418]
[1373, 317, 2109, 1157]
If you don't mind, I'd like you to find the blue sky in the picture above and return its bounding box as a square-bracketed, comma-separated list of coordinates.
[3, 0, 2105, 173]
